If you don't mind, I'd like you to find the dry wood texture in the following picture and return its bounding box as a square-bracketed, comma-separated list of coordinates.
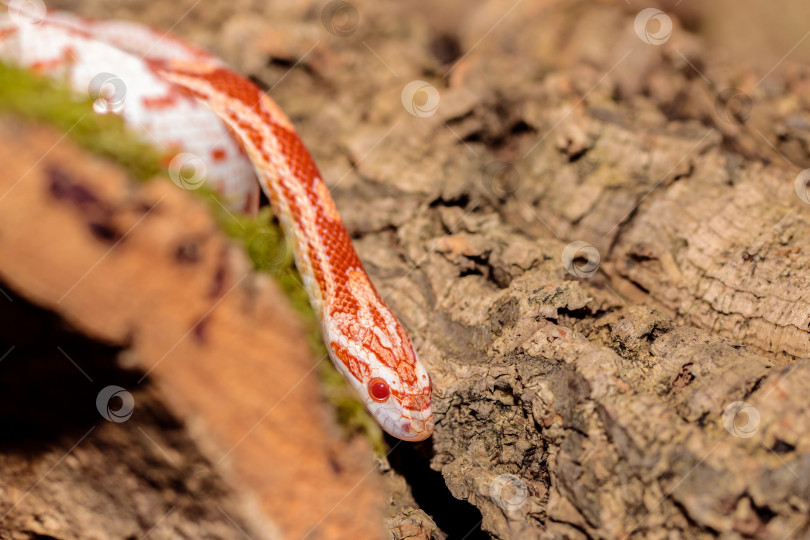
[2, 0, 810, 538]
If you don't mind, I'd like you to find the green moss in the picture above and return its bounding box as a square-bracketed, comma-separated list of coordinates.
[209, 203, 385, 453]
[0, 63, 162, 180]
[0, 62, 383, 452]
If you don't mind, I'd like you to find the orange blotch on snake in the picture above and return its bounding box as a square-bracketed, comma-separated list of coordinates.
[210, 147, 227, 161]
[330, 342, 370, 381]
[368, 378, 390, 402]
[142, 91, 182, 110]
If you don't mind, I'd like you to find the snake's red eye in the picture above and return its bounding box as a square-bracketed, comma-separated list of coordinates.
[368, 378, 390, 402]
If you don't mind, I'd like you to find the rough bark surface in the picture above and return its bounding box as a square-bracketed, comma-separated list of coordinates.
[3, 0, 810, 539]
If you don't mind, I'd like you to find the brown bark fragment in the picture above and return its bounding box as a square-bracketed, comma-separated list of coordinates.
[0, 119, 384, 539]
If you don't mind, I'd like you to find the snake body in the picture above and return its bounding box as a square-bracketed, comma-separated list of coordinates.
[1, 10, 433, 441]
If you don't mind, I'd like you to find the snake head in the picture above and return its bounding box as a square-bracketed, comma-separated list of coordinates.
[363, 359, 434, 442]
[329, 337, 434, 442]
[325, 270, 434, 441]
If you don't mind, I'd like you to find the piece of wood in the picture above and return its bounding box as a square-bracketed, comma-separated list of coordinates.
[0, 118, 384, 539]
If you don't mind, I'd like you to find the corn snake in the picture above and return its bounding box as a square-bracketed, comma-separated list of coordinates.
[0, 9, 434, 441]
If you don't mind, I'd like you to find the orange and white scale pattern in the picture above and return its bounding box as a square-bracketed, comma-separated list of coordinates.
[0, 11, 260, 211]
[0, 10, 433, 440]
[156, 63, 433, 440]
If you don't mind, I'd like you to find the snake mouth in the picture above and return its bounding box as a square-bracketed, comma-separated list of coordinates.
[380, 393, 432, 441]
[386, 412, 434, 442]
